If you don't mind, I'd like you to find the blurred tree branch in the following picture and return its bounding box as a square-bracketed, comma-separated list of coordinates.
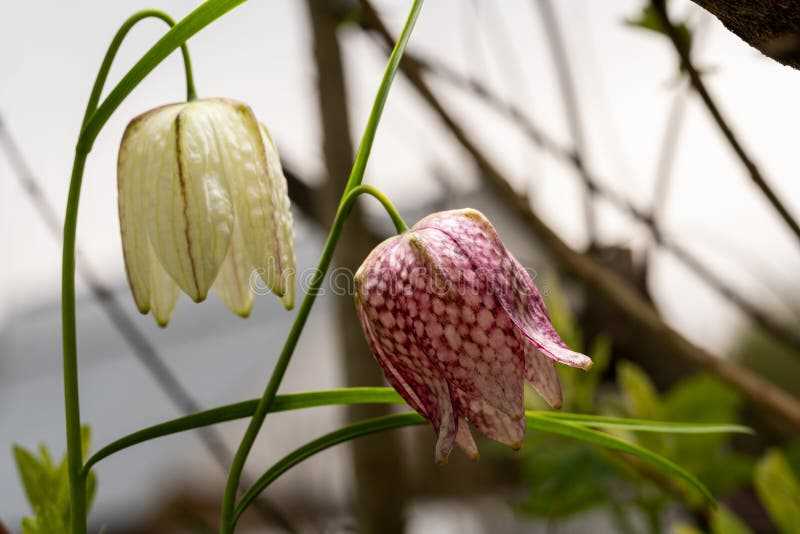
[689, 0, 800, 69]
[358, 0, 800, 433]
[356, 12, 800, 355]
[653, 0, 800, 250]
[533, 0, 597, 247]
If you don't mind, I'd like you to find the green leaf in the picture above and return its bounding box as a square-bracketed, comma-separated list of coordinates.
[525, 415, 716, 505]
[233, 413, 426, 523]
[13, 446, 50, 510]
[537, 412, 752, 435]
[618, 361, 662, 419]
[754, 449, 800, 533]
[710, 506, 752, 534]
[624, 4, 692, 59]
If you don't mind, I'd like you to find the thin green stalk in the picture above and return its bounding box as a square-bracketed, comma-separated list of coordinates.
[78, 0, 245, 152]
[82, 9, 196, 130]
[339, 0, 424, 201]
[219, 182, 412, 530]
[62, 2, 246, 531]
[63, 149, 89, 534]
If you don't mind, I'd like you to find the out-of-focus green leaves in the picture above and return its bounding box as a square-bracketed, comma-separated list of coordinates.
[673, 506, 753, 534]
[710, 506, 753, 534]
[518, 433, 620, 518]
[13, 426, 96, 533]
[624, 4, 693, 60]
[754, 449, 800, 533]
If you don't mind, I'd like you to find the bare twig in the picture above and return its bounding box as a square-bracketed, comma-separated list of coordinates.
[652, 0, 800, 248]
[359, 0, 800, 431]
[0, 115, 294, 533]
[382, 38, 800, 353]
[534, 0, 597, 246]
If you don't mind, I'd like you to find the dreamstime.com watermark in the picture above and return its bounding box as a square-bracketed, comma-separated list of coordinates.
[248, 262, 551, 299]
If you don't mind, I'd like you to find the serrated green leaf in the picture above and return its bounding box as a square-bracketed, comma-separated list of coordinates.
[710, 506, 752, 534]
[754, 449, 800, 533]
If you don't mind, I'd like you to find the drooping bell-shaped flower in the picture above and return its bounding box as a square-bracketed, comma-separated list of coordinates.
[117, 98, 295, 326]
[354, 208, 592, 463]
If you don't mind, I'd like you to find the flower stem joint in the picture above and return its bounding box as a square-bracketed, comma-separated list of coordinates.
[354, 208, 592, 463]
[117, 98, 295, 326]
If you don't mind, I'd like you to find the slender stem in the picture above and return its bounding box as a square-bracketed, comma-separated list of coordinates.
[61, 3, 247, 531]
[339, 0, 424, 201]
[63, 149, 89, 534]
[82, 9, 197, 130]
[220, 3, 422, 528]
[219, 183, 411, 530]
[78, 0, 245, 152]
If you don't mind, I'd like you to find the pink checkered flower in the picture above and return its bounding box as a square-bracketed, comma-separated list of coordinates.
[354, 208, 592, 463]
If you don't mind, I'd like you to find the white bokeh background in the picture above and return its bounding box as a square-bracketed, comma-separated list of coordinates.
[2, 0, 799, 529]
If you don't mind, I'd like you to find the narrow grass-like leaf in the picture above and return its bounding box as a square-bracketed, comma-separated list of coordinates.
[84, 387, 751, 475]
[233, 413, 426, 523]
[525, 414, 715, 504]
[533, 411, 753, 434]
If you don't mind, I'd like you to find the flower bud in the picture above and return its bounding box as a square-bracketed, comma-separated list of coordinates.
[117, 98, 295, 326]
[354, 209, 592, 463]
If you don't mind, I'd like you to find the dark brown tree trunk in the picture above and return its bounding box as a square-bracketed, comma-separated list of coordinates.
[305, 2, 408, 532]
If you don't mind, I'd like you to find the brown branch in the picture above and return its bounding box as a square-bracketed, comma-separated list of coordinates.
[534, 0, 597, 245]
[379, 37, 800, 354]
[689, 0, 800, 69]
[653, 0, 800, 249]
[359, 0, 800, 432]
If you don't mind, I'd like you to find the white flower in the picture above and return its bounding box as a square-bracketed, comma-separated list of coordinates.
[117, 98, 295, 326]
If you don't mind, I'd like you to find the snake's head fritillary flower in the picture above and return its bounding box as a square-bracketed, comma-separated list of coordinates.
[117, 98, 295, 326]
[354, 208, 592, 463]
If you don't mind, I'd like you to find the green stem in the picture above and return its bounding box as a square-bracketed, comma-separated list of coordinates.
[63, 149, 89, 534]
[219, 183, 410, 530]
[62, 2, 246, 531]
[82, 9, 197, 130]
[78, 0, 244, 152]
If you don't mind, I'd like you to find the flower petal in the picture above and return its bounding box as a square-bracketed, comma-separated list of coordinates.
[199, 99, 295, 307]
[146, 102, 235, 302]
[148, 246, 180, 327]
[213, 220, 254, 317]
[260, 124, 296, 310]
[409, 229, 525, 423]
[524, 345, 563, 408]
[455, 418, 479, 460]
[354, 236, 459, 463]
[413, 209, 592, 370]
[117, 104, 182, 314]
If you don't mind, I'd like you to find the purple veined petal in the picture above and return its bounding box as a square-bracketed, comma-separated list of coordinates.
[414, 209, 592, 371]
[524, 345, 563, 409]
[354, 235, 460, 463]
[408, 229, 525, 423]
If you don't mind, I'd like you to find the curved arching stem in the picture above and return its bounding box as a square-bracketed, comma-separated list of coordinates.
[218, 182, 413, 531]
[81, 10, 197, 131]
[62, 2, 245, 532]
